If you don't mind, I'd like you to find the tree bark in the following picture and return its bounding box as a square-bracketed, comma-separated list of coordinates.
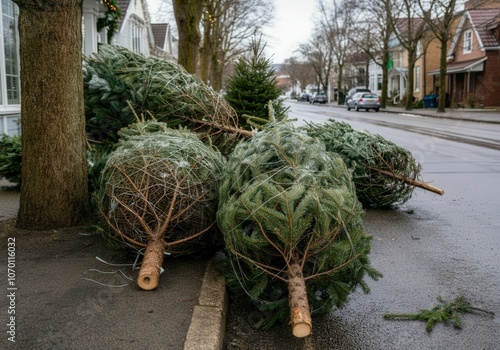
[173, 0, 204, 75]
[437, 39, 447, 112]
[14, 0, 90, 229]
[200, 9, 212, 84]
[405, 50, 415, 111]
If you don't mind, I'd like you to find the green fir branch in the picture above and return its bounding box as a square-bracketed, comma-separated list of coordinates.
[384, 295, 495, 332]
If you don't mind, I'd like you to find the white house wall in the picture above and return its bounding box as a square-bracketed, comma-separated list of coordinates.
[112, 0, 152, 56]
[368, 60, 382, 96]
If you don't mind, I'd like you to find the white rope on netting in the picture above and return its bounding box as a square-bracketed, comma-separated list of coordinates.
[81, 251, 170, 288]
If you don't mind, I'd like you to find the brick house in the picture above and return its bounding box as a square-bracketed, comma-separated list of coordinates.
[430, 5, 500, 108]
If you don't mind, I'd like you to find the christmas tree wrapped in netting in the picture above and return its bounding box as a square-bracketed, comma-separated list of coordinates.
[83, 44, 239, 151]
[217, 123, 381, 337]
[96, 122, 225, 290]
[302, 119, 443, 208]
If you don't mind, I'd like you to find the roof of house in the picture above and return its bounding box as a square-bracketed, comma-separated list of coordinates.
[468, 9, 500, 48]
[395, 18, 426, 38]
[151, 23, 169, 48]
[449, 8, 500, 55]
[428, 57, 488, 75]
[116, 0, 130, 27]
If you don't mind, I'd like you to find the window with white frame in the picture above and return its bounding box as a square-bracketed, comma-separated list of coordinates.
[369, 73, 375, 91]
[394, 51, 401, 67]
[131, 19, 145, 55]
[415, 66, 420, 92]
[1, 0, 20, 105]
[0, 0, 20, 135]
[463, 29, 472, 53]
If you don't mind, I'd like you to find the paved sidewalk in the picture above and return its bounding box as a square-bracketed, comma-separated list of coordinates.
[0, 181, 19, 221]
[330, 102, 500, 124]
[0, 179, 226, 350]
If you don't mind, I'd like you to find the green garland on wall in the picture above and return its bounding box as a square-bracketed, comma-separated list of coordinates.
[97, 0, 122, 42]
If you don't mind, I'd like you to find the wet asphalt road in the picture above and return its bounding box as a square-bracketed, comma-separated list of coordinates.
[225, 104, 500, 349]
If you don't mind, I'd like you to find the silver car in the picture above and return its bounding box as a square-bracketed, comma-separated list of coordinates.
[346, 92, 380, 112]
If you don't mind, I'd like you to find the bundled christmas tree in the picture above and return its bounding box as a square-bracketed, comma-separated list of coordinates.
[217, 123, 381, 337]
[96, 121, 225, 290]
[224, 36, 288, 130]
[83, 44, 239, 151]
[302, 119, 443, 208]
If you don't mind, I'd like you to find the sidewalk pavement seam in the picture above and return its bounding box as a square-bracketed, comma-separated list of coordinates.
[183, 259, 228, 350]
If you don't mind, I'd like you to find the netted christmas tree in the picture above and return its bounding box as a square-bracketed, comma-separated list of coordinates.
[96, 121, 225, 290]
[217, 123, 381, 337]
[224, 36, 288, 130]
[302, 119, 443, 208]
[83, 44, 239, 152]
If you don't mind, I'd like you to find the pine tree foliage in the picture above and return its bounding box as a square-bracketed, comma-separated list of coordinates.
[96, 122, 226, 256]
[83, 44, 239, 151]
[302, 119, 422, 208]
[217, 123, 381, 330]
[224, 37, 288, 130]
[384, 295, 495, 332]
[0, 134, 22, 188]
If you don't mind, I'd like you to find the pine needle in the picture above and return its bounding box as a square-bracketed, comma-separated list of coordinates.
[384, 295, 495, 332]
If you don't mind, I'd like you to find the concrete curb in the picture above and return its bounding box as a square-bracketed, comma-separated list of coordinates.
[183, 258, 228, 350]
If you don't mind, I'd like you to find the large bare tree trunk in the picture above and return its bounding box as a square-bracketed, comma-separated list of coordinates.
[173, 0, 204, 75]
[437, 41, 447, 112]
[199, 10, 212, 83]
[14, 0, 90, 229]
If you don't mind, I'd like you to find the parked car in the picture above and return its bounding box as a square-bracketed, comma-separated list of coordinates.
[310, 92, 327, 104]
[347, 87, 371, 100]
[297, 92, 310, 102]
[346, 92, 380, 112]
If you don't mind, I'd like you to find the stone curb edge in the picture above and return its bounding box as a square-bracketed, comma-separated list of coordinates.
[183, 258, 228, 350]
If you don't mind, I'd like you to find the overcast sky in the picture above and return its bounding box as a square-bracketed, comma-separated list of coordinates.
[262, 0, 316, 64]
[147, 0, 315, 64]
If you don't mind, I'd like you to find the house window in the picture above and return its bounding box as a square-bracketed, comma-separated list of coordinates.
[377, 74, 382, 91]
[394, 51, 401, 67]
[369, 73, 375, 91]
[0, 114, 20, 135]
[464, 30, 472, 53]
[415, 66, 420, 92]
[131, 20, 144, 55]
[1, 0, 20, 105]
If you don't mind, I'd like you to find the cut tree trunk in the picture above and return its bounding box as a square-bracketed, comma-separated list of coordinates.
[374, 168, 444, 195]
[137, 237, 166, 290]
[287, 258, 312, 338]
